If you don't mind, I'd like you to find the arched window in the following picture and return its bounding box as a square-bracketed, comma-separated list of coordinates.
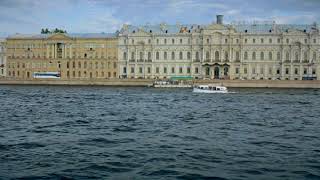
[269, 52, 272, 60]
[156, 52, 159, 60]
[131, 52, 135, 60]
[286, 52, 290, 61]
[225, 52, 229, 61]
[252, 52, 256, 60]
[187, 52, 191, 60]
[196, 52, 199, 60]
[304, 52, 308, 61]
[171, 52, 175, 60]
[139, 52, 143, 60]
[244, 51, 248, 60]
[164, 52, 167, 60]
[206, 51, 210, 60]
[277, 52, 281, 60]
[295, 52, 299, 61]
[179, 52, 183, 60]
[123, 52, 127, 60]
[236, 51, 240, 61]
[215, 51, 219, 61]
[148, 52, 151, 60]
[260, 52, 264, 60]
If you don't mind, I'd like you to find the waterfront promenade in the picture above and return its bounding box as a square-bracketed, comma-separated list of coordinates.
[1, 78, 320, 88]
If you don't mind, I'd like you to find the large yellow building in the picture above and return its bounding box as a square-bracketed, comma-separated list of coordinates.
[6, 33, 118, 79]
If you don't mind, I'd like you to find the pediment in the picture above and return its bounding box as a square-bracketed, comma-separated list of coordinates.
[47, 33, 72, 40]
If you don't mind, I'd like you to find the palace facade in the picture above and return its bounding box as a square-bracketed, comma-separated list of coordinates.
[0, 39, 6, 77]
[118, 15, 320, 80]
[5, 33, 118, 79]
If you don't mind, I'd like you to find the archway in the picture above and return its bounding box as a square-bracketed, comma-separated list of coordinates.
[214, 67, 220, 79]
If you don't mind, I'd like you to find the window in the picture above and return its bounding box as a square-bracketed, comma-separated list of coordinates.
[131, 52, 135, 60]
[123, 52, 127, 60]
[139, 52, 143, 60]
[179, 67, 183, 74]
[285, 68, 289, 74]
[244, 52, 248, 60]
[171, 52, 175, 60]
[277, 38, 281, 43]
[295, 52, 299, 61]
[164, 52, 167, 60]
[286, 52, 290, 61]
[277, 52, 281, 61]
[253, 39, 256, 43]
[131, 67, 134, 73]
[196, 52, 200, 60]
[156, 52, 160, 60]
[139, 67, 143, 73]
[207, 39, 209, 44]
[236, 39, 239, 43]
[313, 52, 317, 61]
[304, 52, 308, 61]
[260, 52, 264, 60]
[269, 52, 272, 60]
[180, 39, 183, 44]
[304, 39, 308, 44]
[252, 68, 256, 74]
[312, 69, 316, 74]
[244, 68, 247, 74]
[245, 39, 248, 43]
[172, 39, 175, 44]
[225, 39, 228, 43]
[187, 52, 191, 60]
[179, 52, 183, 60]
[269, 38, 272, 43]
[148, 52, 151, 60]
[236, 68, 239, 74]
[286, 39, 289, 44]
[304, 68, 307, 74]
[252, 52, 256, 60]
[156, 67, 159, 73]
[236, 51, 240, 61]
[164, 39, 167, 44]
[157, 39, 159, 44]
[148, 39, 151, 44]
[206, 51, 210, 60]
[123, 67, 127, 73]
[147, 67, 151, 74]
[187, 67, 191, 73]
[195, 67, 199, 74]
[295, 68, 299, 75]
[261, 38, 264, 43]
[171, 67, 175, 73]
[132, 39, 134, 44]
[164, 67, 167, 74]
[215, 51, 219, 61]
[225, 52, 228, 61]
[313, 39, 316, 43]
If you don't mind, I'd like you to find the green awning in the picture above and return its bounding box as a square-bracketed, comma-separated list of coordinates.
[170, 76, 193, 80]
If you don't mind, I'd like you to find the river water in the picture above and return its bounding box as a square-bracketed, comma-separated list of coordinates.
[0, 85, 319, 180]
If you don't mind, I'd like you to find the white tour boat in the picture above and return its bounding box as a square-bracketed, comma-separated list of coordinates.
[193, 84, 228, 93]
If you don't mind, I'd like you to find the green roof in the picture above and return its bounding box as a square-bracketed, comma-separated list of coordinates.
[170, 76, 193, 80]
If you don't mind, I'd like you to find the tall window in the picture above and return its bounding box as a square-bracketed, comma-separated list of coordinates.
[131, 52, 135, 60]
[171, 52, 175, 60]
[215, 51, 219, 61]
[164, 39, 167, 44]
[236, 51, 240, 61]
[187, 52, 191, 60]
[286, 52, 290, 61]
[179, 52, 183, 60]
[260, 52, 264, 60]
[196, 52, 199, 60]
[304, 52, 308, 61]
[252, 52, 256, 60]
[139, 52, 143, 60]
[156, 52, 159, 60]
[206, 51, 210, 60]
[164, 52, 167, 60]
[244, 52, 248, 60]
[123, 52, 127, 60]
[277, 52, 281, 61]
[172, 39, 175, 44]
[148, 52, 151, 60]
[225, 52, 229, 61]
[269, 52, 272, 60]
[295, 52, 299, 61]
[313, 52, 317, 61]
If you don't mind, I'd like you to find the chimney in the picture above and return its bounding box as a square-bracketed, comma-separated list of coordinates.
[216, 15, 224, 24]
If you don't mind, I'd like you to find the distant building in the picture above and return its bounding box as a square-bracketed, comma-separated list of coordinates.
[0, 39, 6, 77]
[118, 15, 320, 80]
[5, 33, 118, 79]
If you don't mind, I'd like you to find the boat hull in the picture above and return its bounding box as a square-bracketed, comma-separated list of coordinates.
[193, 88, 228, 93]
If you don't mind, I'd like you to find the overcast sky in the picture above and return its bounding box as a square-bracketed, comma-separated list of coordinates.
[0, 0, 319, 37]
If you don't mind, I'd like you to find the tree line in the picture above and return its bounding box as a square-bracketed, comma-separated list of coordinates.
[41, 28, 67, 34]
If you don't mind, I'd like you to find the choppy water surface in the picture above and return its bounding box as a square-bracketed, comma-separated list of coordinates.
[0, 85, 320, 180]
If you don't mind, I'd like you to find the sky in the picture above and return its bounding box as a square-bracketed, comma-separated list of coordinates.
[0, 0, 320, 37]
